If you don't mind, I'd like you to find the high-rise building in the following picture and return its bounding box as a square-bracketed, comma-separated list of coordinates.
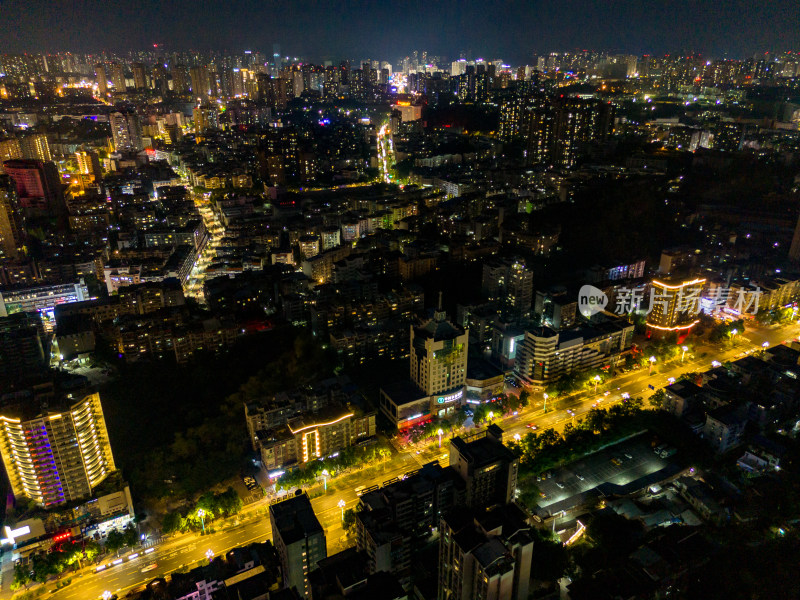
[438, 503, 533, 600]
[0, 138, 23, 173]
[481, 258, 533, 318]
[0, 312, 47, 381]
[110, 63, 126, 91]
[410, 299, 469, 408]
[356, 461, 462, 584]
[193, 105, 218, 134]
[3, 159, 65, 214]
[109, 112, 143, 152]
[270, 492, 327, 598]
[524, 107, 554, 165]
[151, 63, 169, 95]
[132, 62, 147, 89]
[190, 65, 213, 100]
[0, 383, 116, 508]
[171, 64, 189, 94]
[75, 150, 102, 178]
[20, 133, 52, 162]
[448, 425, 518, 510]
[94, 64, 108, 95]
[0, 183, 24, 259]
[550, 97, 615, 168]
[646, 276, 706, 335]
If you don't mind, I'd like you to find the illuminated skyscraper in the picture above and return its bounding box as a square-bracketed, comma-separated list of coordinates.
[109, 111, 143, 152]
[0, 385, 116, 508]
[646, 276, 706, 335]
[94, 64, 108, 95]
[20, 133, 52, 162]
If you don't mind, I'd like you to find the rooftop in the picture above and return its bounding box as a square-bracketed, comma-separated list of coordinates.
[269, 493, 324, 546]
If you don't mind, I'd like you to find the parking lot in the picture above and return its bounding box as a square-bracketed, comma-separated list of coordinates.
[536, 435, 671, 511]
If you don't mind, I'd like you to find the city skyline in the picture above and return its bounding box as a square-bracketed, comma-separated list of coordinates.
[1, 0, 799, 62]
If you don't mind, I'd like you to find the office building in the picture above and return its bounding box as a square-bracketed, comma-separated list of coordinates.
[20, 134, 51, 162]
[0, 383, 116, 508]
[646, 276, 706, 335]
[132, 62, 147, 89]
[269, 492, 327, 598]
[410, 300, 468, 404]
[380, 301, 469, 430]
[448, 425, 518, 510]
[514, 319, 634, 386]
[109, 111, 144, 152]
[94, 64, 108, 94]
[3, 159, 65, 215]
[438, 504, 533, 600]
[0, 184, 24, 259]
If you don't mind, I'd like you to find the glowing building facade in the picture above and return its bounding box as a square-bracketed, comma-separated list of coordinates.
[0, 388, 116, 508]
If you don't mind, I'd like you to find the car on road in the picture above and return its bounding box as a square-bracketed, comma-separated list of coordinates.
[141, 563, 157, 573]
[624, 453, 633, 460]
[575, 473, 585, 481]
[556, 481, 565, 489]
[604, 391, 611, 396]
[354, 485, 366, 496]
[611, 457, 622, 466]
[526, 423, 538, 430]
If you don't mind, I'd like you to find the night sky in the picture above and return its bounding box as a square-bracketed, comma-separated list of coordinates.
[1, 0, 798, 62]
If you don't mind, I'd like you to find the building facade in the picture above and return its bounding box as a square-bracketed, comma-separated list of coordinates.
[0, 386, 116, 508]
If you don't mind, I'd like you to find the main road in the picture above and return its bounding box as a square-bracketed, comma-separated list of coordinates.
[28, 322, 800, 600]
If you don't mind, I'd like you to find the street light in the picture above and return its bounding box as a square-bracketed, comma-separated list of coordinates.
[762, 341, 770, 350]
[543, 393, 548, 413]
[197, 509, 206, 535]
[321, 469, 329, 491]
[513, 433, 521, 441]
[205, 549, 214, 562]
[593, 375, 601, 394]
[102, 592, 113, 600]
[437, 428, 444, 448]
[488, 411, 494, 421]
[681, 346, 688, 362]
[648, 356, 656, 376]
[338, 499, 346, 521]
